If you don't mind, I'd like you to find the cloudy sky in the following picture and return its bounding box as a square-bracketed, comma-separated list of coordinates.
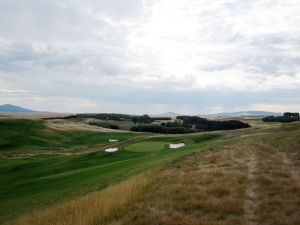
[0, 0, 300, 114]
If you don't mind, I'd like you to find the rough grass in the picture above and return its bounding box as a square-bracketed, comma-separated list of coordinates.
[111, 144, 249, 225]
[8, 173, 151, 225]
[109, 123, 300, 225]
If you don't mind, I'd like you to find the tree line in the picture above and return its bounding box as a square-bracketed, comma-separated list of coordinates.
[130, 125, 193, 134]
[262, 112, 300, 123]
[63, 113, 134, 121]
[88, 121, 120, 129]
[131, 116, 250, 134]
[132, 114, 172, 124]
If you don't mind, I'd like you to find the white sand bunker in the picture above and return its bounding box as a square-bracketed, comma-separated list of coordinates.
[105, 148, 118, 152]
[169, 143, 185, 149]
[109, 139, 118, 142]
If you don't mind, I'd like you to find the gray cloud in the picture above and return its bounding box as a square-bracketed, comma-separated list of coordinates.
[0, 0, 300, 113]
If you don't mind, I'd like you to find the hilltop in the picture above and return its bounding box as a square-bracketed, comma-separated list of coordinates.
[159, 112, 178, 116]
[0, 104, 35, 113]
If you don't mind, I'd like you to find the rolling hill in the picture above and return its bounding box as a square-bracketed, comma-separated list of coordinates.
[0, 104, 35, 112]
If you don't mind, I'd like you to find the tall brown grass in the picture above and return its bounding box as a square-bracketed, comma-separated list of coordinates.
[8, 173, 150, 225]
[108, 123, 300, 225]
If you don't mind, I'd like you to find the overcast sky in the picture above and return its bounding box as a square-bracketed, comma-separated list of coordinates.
[0, 0, 300, 114]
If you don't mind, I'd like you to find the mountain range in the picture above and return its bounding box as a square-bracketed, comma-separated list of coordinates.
[0, 105, 283, 117]
[211, 111, 282, 117]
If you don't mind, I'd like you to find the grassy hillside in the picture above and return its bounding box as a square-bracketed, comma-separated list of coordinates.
[110, 123, 300, 225]
[0, 119, 224, 224]
[0, 119, 137, 151]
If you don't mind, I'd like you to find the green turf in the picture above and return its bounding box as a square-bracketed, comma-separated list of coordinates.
[0, 119, 138, 151]
[0, 119, 225, 224]
[124, 141, 168, 152]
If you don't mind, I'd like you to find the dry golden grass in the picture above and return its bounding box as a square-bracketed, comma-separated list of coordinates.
[44, 119, 128, 132]
[8, 173, 150, 225]
[253, 133, 300, 225]
[109, 144, 251, 225]
[109, 123, 300, 225]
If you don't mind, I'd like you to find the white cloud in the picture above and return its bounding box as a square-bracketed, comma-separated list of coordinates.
[0, 0, 299, 113]
[247, 103, 300, 112]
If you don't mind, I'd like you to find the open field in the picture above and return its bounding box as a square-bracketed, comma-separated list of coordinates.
[1, 117, 299, 225]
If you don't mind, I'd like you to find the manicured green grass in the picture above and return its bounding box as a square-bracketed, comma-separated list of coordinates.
[124, 141, 168, 152]
[0, 119, 225, 224]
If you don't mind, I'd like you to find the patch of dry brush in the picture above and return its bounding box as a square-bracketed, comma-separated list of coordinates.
[110, 144, 252, 225]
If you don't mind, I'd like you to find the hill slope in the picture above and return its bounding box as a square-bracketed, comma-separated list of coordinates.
[159, 112, 178, 116]
[0, 104, 35, 112]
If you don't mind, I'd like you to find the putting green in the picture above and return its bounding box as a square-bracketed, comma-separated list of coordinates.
[124, 141, 168, 152]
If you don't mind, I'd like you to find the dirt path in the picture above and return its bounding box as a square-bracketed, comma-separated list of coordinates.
[244, 149, 258, 225]
[253, 140, 300, 225]
[280, 151, 299, 183]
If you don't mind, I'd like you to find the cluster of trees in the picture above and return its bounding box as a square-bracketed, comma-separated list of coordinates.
[132, 114, 152, 124]
[177, 116, 250, 131]
[177, 116, 207, 125]
[151, 117, 172, 121]
[194, 120, 250, 131]
[131, 125, 193, 134]
[131, 116, 250, 134]
[132, 115, 172, 124]
[88, 121, 120, 129]
[262, 112, 300, 123]
[283, 112, 300, 118]
[64, 113, 133, 121]
[161, 120, 183, 127]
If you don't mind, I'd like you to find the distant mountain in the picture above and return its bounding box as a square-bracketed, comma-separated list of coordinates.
[213, 111, 282, 117]
[0, 104, 36, 112]
[160, 112, 178, 116]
